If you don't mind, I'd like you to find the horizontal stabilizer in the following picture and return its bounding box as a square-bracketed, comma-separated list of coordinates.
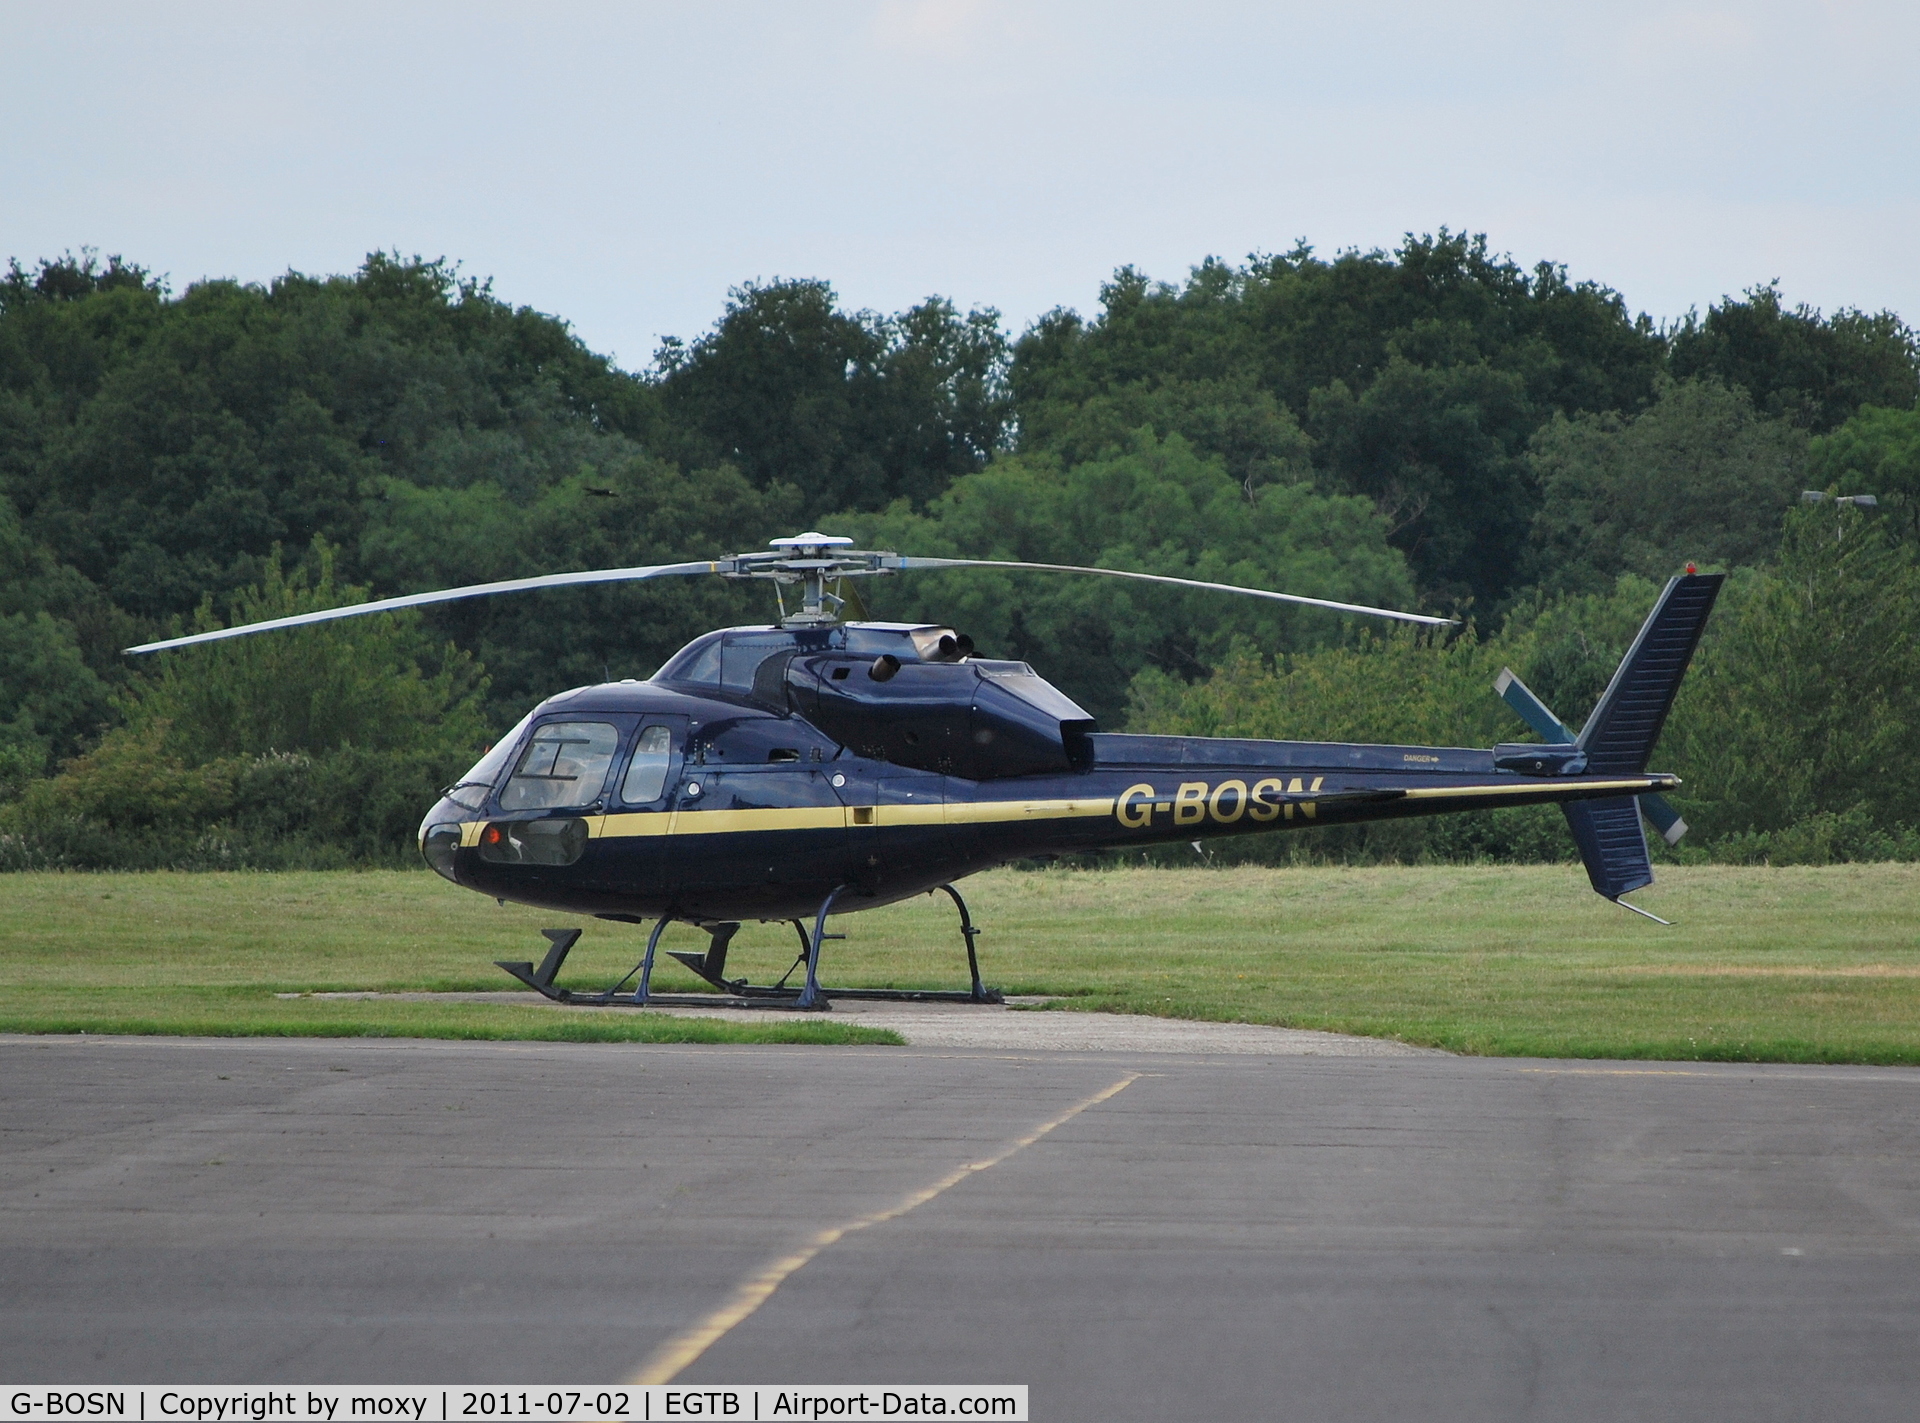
[1563, 796, 1654, 901]
[1494, 665, 1690, 843]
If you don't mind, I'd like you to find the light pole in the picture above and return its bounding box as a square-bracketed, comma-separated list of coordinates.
[1801, 490, 1879, 541]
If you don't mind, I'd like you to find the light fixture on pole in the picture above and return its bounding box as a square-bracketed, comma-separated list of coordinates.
[1801, 491, 1879, 540]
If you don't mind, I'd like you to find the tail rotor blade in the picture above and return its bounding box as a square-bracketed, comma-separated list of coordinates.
[1639, 793, 1689, 846]
[1493, 667, 1575, 742]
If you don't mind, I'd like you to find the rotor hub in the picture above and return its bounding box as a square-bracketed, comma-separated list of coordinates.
[722, 534, 898, 626]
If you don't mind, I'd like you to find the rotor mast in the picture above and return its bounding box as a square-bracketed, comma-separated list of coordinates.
[738, 533, 890, 627]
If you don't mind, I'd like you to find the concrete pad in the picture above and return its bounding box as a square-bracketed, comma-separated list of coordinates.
[295, 990, 1435, 1055]
[8, 1037, 1918, 1418]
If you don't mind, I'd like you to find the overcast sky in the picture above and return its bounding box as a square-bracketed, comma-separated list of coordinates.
[6, 1, 1916, 369]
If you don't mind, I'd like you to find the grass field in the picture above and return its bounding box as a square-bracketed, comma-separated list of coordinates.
[1, 864, 1916, 1061]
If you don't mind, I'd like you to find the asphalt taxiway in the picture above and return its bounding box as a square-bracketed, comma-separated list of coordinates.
[3, 1030, 1916, 1421]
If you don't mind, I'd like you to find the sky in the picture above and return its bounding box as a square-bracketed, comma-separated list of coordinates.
[5, 1, 1917, 371]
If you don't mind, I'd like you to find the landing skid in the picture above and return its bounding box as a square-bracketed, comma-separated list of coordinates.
[493, 884, 1004, 1010]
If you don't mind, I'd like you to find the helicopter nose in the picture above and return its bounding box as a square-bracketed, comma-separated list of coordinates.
[421, 821, 462, 882]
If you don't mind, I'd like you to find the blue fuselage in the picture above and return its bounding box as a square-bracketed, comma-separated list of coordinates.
[419, 658, 1672, 927]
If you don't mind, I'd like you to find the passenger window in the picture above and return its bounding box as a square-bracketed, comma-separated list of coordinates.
[670, 640, 722, 685]
[621, 725, 674, 804]
[723, 634, 798, 692]
[499, 722, 620, 810]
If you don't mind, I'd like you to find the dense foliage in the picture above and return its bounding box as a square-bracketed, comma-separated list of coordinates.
[1, 237, 1915, 867]
[1131, 507, 1920, 867]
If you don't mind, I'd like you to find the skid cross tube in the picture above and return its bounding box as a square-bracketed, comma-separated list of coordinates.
[937, 883, 1002, 1004]
[795, 886, 849, 1011]
[631, 916, 674, 1004]
[497, 899, 1004, 1009]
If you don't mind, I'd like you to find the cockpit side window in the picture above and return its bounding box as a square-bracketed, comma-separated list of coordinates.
[499, 721, 620, 811]
[620, 725, 675, 804]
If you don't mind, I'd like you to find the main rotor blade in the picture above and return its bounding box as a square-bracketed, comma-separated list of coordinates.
[890, 557, 1456, 627]
[124, 560, 721, 654]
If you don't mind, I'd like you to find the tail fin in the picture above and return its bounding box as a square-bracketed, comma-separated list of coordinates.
[1576, 572, 1723, 774]
[1563, 572, 1722, 920]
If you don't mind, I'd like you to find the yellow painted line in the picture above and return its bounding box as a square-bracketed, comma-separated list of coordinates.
[1517, 1068, 1721, 1077]
[489, 782, 1662, 842]
[458, 822, 483, 848]
[626, 1072, 1140, 1385]
[1402, 778, 1665, 801]
[684, 807, 849, 833]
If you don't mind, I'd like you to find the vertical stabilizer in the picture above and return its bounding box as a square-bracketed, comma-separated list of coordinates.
[1562, 572, 1721, 919]
[1576, 573, 1723, 774]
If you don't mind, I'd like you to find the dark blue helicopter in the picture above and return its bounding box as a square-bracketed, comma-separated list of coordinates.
[130, 534, 1721, 1010]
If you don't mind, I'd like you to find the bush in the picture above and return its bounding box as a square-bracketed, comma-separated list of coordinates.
[1685, 807, 1920, 867]
[0, 546, 494, 868]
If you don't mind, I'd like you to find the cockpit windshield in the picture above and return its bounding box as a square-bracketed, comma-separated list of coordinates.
[441, 711, 536, 812]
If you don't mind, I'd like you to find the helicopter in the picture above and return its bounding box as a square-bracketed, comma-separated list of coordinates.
[128, 534, 1722, 1010]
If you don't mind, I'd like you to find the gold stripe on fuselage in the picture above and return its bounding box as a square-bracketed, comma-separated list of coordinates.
[586, 796, 1120, 840]
[1401, 777, 1669, 801]
[943, 797, 1118, 824]
[476, 782, 1663, 846]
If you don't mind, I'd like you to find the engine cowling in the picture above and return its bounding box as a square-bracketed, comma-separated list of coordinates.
[777, 654, 1095, 780]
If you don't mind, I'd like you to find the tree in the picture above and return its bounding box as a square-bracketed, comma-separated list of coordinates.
[1, 253, 673, 626]
[0, 612, 110, 766]
[1307, 346, 1534, 611]
[126, 541, 487, 761]
[354, 451, 799, 712]
[653, 280, 1010, 517]
[1009, 234, 1669, 611]
[1526, 377, 1807, 593]
[1, 544, 494, 864]
[1668, 284, 1918, 432]
[1806, 404, 1920, 542]
[1663, 506, 1920, 840]
[832, 429, 1417, 726]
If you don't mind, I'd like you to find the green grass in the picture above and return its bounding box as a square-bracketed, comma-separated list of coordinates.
[0, 864, 1916, 1061]
[0, 872, 900, 1045]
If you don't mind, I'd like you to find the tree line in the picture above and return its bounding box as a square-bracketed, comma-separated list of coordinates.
[0, 235, 1915, 867]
